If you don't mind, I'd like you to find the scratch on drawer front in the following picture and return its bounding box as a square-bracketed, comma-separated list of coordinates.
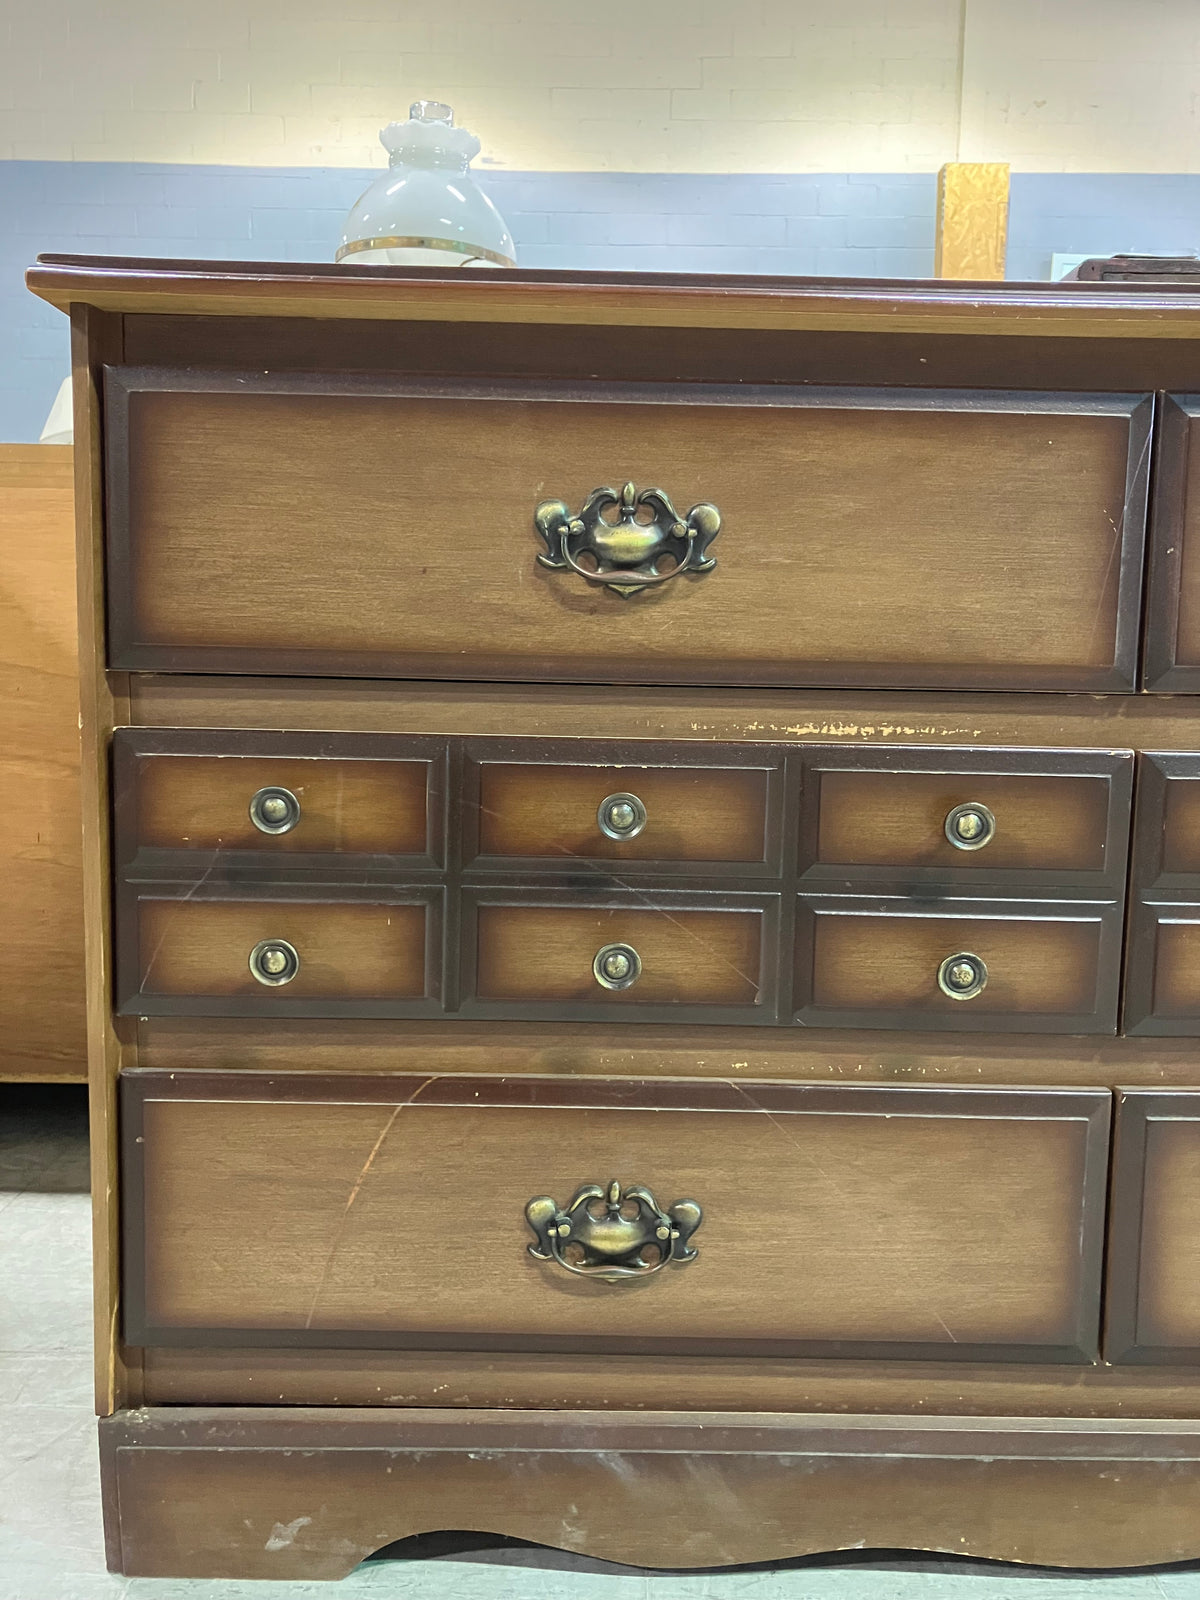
[303, 1078, 437, 1329]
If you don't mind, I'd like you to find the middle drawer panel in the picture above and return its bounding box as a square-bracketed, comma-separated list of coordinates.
[113, 731, 1131, 1030]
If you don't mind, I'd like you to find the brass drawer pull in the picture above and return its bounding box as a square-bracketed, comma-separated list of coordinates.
[248, 939, 300, 986]
[597, 791, 647, 840]
[593, 942, 641, 990]
[525, 1180, 702, 1282]
[536, 481, 720, 598]
[945, 802, 996, 851]
[249, 786, 301, 835]
[938, 951, 988, 1000]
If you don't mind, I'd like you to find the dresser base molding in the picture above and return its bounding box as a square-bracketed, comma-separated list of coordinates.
[101, 1407, 1200, 1579]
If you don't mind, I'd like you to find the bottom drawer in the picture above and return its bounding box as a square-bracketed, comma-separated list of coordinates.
[122, 1072, 1109, 1363]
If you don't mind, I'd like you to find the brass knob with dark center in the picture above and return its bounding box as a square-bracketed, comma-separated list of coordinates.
[249, 786, 301, 835]
[597, 792, 647, 841]
[937, 951, 988, 1000]
[944, 801, 996, 851]
[248, 939, 300, 987]
[592, 942, 642, 990]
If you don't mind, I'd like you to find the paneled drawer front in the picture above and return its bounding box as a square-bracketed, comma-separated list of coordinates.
[1108, 1091, 1200, 1363]
[117, 889, 442, 1016]
[801, 747, 1132, 888]
[466, 893, 775, 1022]
[122, 1072, 1110, 1363]
[465, 741, 781, 873]
[1145, 397, 1200, 690]
[796, 898, 1120, 1033]
[1125, 755, 1200, 1034]
[105, 372, 1150, 691]
[114, 729, 446, 867]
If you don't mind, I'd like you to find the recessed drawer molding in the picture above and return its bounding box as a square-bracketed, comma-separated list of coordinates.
[121, 1071, 1110, 1365]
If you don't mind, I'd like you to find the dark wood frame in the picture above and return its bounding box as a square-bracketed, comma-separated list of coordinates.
[796, 743, 1134, 894]
[112, 726, 450, 877]
[1106, 1088, 1200, 1363]
[794, 893, 1125, 1034]
[101, 367, 1154, 691]
[119, 1070, 1111, 1364]
[1123, 752, 1200, 1033]
[114, 880, 446, 1019]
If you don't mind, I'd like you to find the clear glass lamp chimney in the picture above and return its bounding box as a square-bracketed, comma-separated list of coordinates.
[337, 100, 516, 268]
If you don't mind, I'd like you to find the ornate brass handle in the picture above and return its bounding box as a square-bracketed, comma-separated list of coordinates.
[525, 1180, 702, 1282]
[535, 482, 720, 598]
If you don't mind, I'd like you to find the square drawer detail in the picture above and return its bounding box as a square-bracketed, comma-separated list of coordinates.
[113, 729, 447, 868]
[117, 887, 443, 1017]
[121, 1072, 1110, 1364]
[800, 746, 1132, 889]
[1107, 1090, 1200, 1363]
[465, 892, 776, 1023]
[796, 897, 1122, 1033]
[463, 739, 782, 875]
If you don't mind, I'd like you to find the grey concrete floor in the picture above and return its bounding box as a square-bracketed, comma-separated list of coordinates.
[5, 1083, 1200, 1600]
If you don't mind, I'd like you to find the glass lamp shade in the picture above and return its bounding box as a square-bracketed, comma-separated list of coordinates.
[337, 101, 516, 269]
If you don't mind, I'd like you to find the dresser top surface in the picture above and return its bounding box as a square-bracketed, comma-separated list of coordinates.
[27, 252, 1200, 339]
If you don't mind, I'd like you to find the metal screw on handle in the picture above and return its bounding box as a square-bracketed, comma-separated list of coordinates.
[248, 939, 300, 987]
[597, 792, 647, 840]
[249, 786, 301, 835]
[944, 802, 996, 851]
[593, 942, 642, 990]
[937, 951, 988, 1000]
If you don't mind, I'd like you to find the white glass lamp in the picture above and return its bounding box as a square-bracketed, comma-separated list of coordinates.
[337, 101, 515, 269]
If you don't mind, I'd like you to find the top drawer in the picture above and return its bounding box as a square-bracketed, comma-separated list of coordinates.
[103, 372, 1151, 691]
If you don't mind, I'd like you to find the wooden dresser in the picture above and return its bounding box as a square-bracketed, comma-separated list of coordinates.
[28, 253, 1200, 1580]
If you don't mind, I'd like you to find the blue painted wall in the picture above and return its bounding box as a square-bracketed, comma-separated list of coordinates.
[3, 162, 1200, 441]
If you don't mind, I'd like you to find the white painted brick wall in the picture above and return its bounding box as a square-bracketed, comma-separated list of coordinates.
[3, 0, 1199, 173]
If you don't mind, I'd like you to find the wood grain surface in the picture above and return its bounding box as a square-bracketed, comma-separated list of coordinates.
[100, 1406, 1200, 1578]
[1108, 1090, 1200, 1362]
[123, 1071, 1108, 1363]
[105, 374, 1148, 689]
[0, 445, 86, 1080]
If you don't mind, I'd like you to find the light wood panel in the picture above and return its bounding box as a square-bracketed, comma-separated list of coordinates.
[0, 445, 86, 1080]
[935, 163, 1010, 281]
[123, 1073, 1109, 1364]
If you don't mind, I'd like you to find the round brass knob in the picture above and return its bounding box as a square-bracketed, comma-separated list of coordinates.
[593, 942, 642, 991]
[597, 792, 647, 841]
[249, 786, 301, 835]
[944, 801, 996, 852]
[248, 939, 300, 987]
[937, 951, 988, 1001]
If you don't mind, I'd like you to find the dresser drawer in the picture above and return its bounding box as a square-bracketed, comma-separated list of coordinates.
[113, 729, 445, 866]
[1124, 905, 1200, 1034]
[796, 897, 1121, 1033]
[117, 889, 442, 1016]
[801, 747, 1132, 888]
[464, 740, 782, 874]
[466, 892, 775, 1023]
[121, 1072, 1109, 1363]
[1108, 1090, 1200, 1363]
[105, 371, 1150, 691]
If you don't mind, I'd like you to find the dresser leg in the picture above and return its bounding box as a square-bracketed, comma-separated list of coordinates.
[100, 1406, 1200, 1580]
